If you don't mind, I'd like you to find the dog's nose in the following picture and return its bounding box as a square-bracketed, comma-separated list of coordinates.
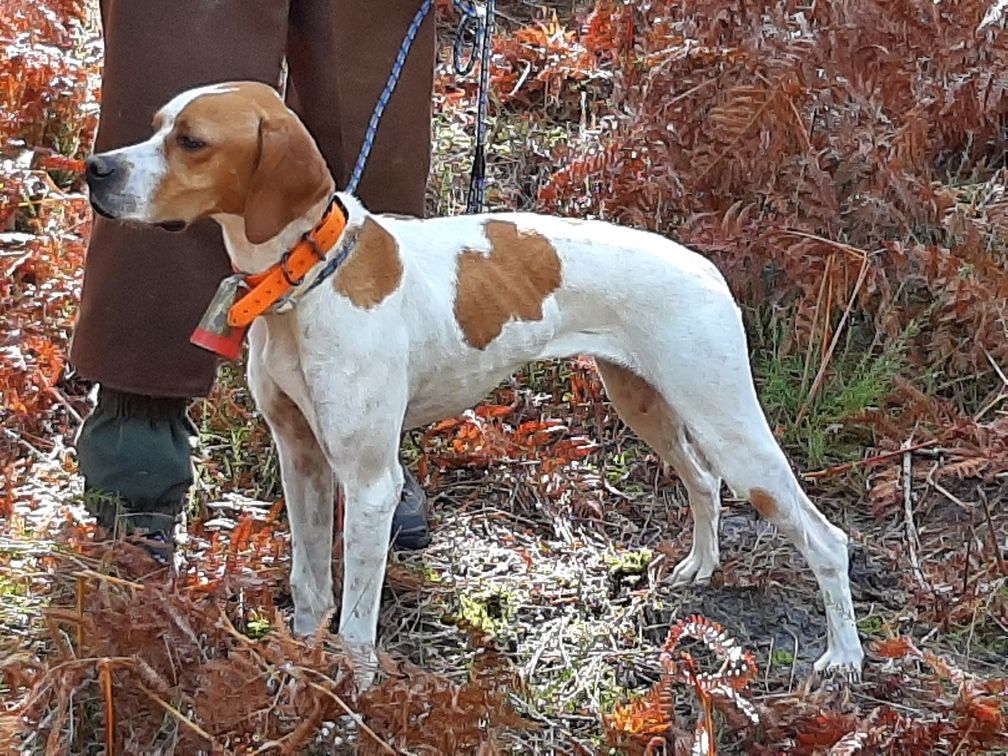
[85, 155, 117, 181]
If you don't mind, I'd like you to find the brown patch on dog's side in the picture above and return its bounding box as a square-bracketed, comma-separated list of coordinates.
[333, 217, 403, 309]
[454, 220, 562, 349]
[595, 360, 677, 456]
[750, 488, 779, 519]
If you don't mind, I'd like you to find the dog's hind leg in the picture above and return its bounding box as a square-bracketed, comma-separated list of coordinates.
[249, 365, 336, 637]
[698, 427, 863, 677]
[596, 359, 723, 585]
[642, 311, 864, 677]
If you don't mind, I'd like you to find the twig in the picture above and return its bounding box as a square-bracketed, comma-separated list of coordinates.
[300, 670, 396, 754]
[902, 441, 926, 589]
[984, 346, 1008, 386]
[18, 708, 53, 749]
[951, 720, 977, 756]
[777, 228, 873, 261]
[217, 610, 393, 754]
[508, 61, 531, 97]
[764, 636, 775, 687]
[138, 684, 218, 747]
[978, 489, 1006, 576]
[974, 349, 1008, 421]
[801, 254, 833, 396]
[667, 76, 719, 105]
[786, 628, 799, 693]
[973, 390, 1007, 422]
[47, 385, 84, 425]
[784, 93, 813, 152]
[963, 525, 973, 598]
[798, 248, 871, 419]
[254, 732, 297, 754]
[822, 256, 835, 365]
[965, 558, 981, 662]
[802, 440, 937, 480]
[99, 660, 114, 756]
[75, 569, 145, 591]
[3, 426, 46, 460]
[927, 470, 972, 511]
[75, 575, 85, 649]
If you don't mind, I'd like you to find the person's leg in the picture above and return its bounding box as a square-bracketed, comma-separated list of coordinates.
[73, 0, 291, 545]
[285, 0, 435, 548]
[76, 389, 194, 558]
[285, 0, 434, 213]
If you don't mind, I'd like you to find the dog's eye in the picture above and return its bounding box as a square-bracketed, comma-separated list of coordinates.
[177, 134, 207, 152]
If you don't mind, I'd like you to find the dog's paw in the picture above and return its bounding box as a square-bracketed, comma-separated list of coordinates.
[813, 647, 864, 684]
[342, 638, 379, 692]
[669, 550, 719, 587]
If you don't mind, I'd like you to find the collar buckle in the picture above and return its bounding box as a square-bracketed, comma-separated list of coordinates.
[280, 231, 326, 287]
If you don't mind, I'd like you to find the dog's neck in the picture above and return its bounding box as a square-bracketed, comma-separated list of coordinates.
[213, 188, 365, 276]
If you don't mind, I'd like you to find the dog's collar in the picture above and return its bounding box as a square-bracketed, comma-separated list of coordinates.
[226, 195, 349, 328]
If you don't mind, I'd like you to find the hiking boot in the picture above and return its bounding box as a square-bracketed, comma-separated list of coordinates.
[76, 386, 193, 567]
[84, 491, 179, 566]
[126, 529, 176, 566]
[392, 466, 430, 550]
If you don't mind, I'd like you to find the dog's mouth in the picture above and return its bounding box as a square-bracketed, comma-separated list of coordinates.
[89, 199, 186, 233]
[89, 197, 117, 220]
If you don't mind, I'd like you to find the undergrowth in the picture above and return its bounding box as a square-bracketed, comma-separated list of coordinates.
[2, 0, 1007, 753]
[750, 305, 912, 470]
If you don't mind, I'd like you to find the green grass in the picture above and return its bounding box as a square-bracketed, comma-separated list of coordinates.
[457, 589, 518, 638]
[605, 547, 653, 576]
[857, 615, 886, 637]
[191, 359, 282, 506]
[749, 305, 912, 470]
[245, 612, 273, 640]
[427, 98, 575, 216]
[770, 648, 795, 667]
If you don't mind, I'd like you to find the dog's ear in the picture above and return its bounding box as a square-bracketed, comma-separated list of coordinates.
[243, 115, 331, 245]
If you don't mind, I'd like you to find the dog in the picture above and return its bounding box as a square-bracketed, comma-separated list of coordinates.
[84, 81, 864, 686]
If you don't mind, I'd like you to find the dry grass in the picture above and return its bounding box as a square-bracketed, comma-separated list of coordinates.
[3, 0, 1007, 754]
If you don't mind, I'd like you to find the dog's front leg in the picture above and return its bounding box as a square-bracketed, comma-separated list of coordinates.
[248, 341, 336, 636]
[335, 456, 403, 690]
[301, 343, 408, 690]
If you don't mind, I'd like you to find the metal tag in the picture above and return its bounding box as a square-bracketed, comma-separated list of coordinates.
[190, 274, 248, 360]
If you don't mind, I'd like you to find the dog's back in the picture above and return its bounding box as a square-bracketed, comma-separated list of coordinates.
[362, 210, 739, 429]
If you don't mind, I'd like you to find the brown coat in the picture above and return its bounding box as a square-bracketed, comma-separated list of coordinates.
[71, 0, 435, 397]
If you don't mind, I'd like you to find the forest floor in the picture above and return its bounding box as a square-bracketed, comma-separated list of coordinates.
[2, 1, 1006, 753]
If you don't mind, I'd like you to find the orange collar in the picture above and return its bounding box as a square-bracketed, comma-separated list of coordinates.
[227, 196, 349, 328]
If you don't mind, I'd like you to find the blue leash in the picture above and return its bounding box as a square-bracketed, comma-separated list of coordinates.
[453, 0, 495, 214]
[345, 0, 433, 196]
[345, 0, 495, 215]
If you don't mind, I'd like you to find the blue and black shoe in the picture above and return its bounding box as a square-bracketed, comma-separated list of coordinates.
[391, 466, 430, 550]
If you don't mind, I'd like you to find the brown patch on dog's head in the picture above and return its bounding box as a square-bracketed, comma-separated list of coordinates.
[454, 221, 562, 350]
[149, 82, 333, 242]
[750, 489, 779, 519]
[333, 217, 403, 308]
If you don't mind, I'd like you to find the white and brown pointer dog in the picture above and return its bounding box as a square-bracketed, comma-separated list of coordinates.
[84, 81, 864, 686]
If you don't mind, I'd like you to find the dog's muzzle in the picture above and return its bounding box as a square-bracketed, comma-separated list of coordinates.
[85, 154, 129, 219]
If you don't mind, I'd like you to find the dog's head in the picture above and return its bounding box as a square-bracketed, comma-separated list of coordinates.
[86, 81, 333, 243]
